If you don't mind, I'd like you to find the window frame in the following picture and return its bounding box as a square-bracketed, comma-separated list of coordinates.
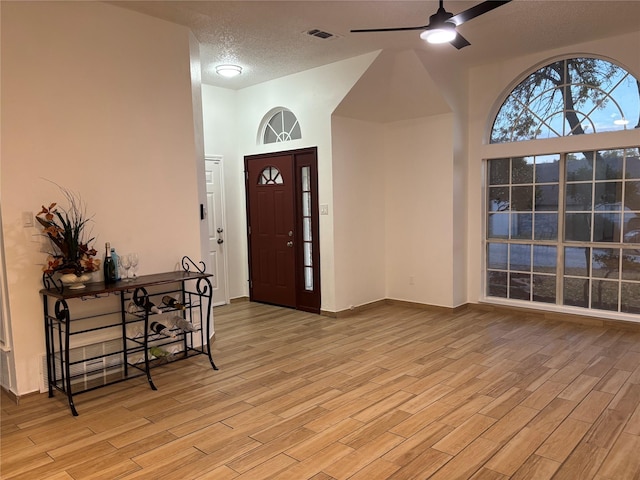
[481, 55, 640, 321]
[483, 148, 640, 319]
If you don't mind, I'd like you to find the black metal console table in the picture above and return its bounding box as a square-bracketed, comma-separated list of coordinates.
[40, 258, 218, 416]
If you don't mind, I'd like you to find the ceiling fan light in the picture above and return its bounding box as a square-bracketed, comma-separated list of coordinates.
[215, 64, 242, 77]
[420, 23, 457, 44]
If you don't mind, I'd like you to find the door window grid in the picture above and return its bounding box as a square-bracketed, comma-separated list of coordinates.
[486, 148, 640, 314]
[258, 166, 284, 185]
[301, 166, 313, 291]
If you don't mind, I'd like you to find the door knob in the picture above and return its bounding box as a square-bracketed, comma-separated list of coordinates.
[287, 241, 293, 247]
[217, 238, 224, 244]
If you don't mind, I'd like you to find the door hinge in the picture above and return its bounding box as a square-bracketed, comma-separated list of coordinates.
[248, 225, 251, 235]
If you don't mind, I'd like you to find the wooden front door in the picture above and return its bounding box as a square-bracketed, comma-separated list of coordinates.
[245, 148, 320, 313]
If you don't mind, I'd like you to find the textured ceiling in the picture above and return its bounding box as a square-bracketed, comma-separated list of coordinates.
[109, 1, 640, 89]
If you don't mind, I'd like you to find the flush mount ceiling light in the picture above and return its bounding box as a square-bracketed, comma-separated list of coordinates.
[215, 64, 242, 78]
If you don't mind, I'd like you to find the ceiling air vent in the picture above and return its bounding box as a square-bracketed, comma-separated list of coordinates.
[305, 29, 339, 40]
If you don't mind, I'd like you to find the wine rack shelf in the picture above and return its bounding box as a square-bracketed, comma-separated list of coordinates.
[40, 260, 218, 416]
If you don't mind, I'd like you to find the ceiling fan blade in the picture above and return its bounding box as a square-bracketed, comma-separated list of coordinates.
[350, 25, 428, 33]
[450, 33, 471, 49]
[450, 0, 512, 26]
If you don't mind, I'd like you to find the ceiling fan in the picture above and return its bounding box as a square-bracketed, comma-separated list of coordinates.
[350, 0, 512, 49]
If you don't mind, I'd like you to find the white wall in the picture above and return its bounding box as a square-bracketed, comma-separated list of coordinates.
[384, 114, 455, 307]
[1, 2, 203, 394]
[202, 53, 379, 312]
[467, 30, 640, 308]
[331, 116, 386, 311]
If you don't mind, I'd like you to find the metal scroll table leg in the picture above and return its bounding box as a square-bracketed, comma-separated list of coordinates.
[56, 299, 79, 416]
[134, 287, 157, 390]
[197, 277, 218, 370]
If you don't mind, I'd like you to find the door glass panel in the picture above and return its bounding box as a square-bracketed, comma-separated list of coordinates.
[304, 243, 312, 266]
[300, 166, 313, 291]
[304, 267, 313, 290]
[303, 217, 312, 242]
[258, 166, 284, 185]
[302, 192, 311, 216]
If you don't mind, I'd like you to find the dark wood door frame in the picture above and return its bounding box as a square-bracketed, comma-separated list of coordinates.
[245, 147, 321, 313]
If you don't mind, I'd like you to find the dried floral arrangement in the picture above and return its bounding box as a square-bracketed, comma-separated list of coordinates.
[36, 186, 101, 276]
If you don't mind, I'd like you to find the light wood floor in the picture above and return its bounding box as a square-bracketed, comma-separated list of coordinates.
[3, 301, 640, 479]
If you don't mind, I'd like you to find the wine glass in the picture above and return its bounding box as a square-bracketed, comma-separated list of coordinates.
[130, 252, 139, 278]
[120, 254, 131, 281]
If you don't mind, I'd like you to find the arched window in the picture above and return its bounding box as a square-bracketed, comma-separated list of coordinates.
[485, 56, 640, 317]
[491, 57, 639, 143]
[261, 108, 302, 144]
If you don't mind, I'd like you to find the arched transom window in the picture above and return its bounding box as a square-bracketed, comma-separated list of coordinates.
[262, 108, 302, 144]
[491, 57, 639, 143]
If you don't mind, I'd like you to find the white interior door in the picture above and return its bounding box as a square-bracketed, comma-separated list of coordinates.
[205, 156, 229, 306]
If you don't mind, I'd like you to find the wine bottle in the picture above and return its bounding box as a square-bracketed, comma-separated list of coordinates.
[170, 315, 197, 332]
[149, 321, 175, 337]
[162, 295, 186, 310]
[142, 299, 162, 315]
[111, 247, 121, 281]
[103, 242, 116, 284]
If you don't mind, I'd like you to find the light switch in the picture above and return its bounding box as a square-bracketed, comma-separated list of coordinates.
[22, 211, 34, 227]
[320, 204, 329, 215]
